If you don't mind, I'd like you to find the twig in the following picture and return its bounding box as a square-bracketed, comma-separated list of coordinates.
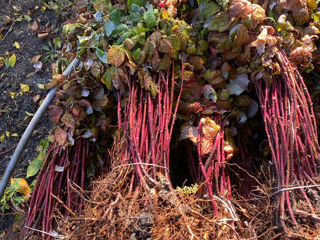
[24, 226, 67, 239]
[0, 21, 15, 46]
[112, 162, 169, 172]
[0, 144, 17, 155]
[272, 184, 320, 195]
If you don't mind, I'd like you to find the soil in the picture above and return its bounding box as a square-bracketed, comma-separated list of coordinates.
[0, 0, 59, 236]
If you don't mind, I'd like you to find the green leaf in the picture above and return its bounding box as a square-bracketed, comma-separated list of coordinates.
[13, 196, 24, 205]
[128, 0, 146, 8]
[102, 67, 115, 90]
[167, 34, 181, 51]
[24, 14, 32, 22]
[199, 2, 220, 20]
[143, 11, 157, 29]
[132, 48, 142, 61]
[53, 37, 62, 49]
[96, 48, 108, 64]
[42, 45, 50, 51]
[78, 35, 91, 44]
[40, 139, 50, 148]
[26, 149, 47, 178]
[205, 12, 230, 32]
[110, 8, 124, 25]
[130, 11, 141, 23]
[104, 20, 116, 37]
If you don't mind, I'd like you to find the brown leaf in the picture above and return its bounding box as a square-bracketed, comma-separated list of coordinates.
[48, 105, 63, 124]
[32, 95, 40, 103]
[38, 32, 49, 40]
[28, 21, 38, 33]
[188, 56, 205, 72]
[158, 38, 175, 54]
[290, 47, 312, 67]
[236, 25, 251, 47]
[55, 127, 67, 146]
[150, 48, 160, 70]
[30, 54, 42, 63]
[149, 31, 162, 46]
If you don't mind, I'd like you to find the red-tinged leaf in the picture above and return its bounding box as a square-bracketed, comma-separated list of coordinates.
[179, 102, 203, 114]
[200, 137, 213, 156]
[48, 105, 63, 124]
[55, 127, 67, 146]
[200, 117, 220, 142]
[61, 112, 76, 129]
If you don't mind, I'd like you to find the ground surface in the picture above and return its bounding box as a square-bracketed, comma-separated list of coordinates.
[0, 0, 59, 235]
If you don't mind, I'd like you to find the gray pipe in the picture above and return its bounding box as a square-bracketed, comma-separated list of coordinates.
[0, 58, 79, 199]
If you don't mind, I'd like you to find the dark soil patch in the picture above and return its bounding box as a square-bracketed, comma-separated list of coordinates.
[0, 0, 60, 235]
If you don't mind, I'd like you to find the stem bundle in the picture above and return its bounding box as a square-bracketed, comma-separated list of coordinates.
[255, 47, 320, 229]
[116, 64, 183, 190]
[24, 139, 88, 239]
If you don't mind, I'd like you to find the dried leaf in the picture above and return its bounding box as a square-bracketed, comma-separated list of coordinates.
[179, 126, 198, 143]
[55, 127, 67, 146]
[226, 73, 250, 96]
[158, 38, 175, 53]
[48, 105, 63, 124]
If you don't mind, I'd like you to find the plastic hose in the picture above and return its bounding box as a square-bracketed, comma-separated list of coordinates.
[0, 58, 79, 199]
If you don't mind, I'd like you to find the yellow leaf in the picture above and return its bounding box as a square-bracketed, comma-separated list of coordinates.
[20, 83, 30, 92]
[0, 73, 6, 78]
[5, 131, 10, 137]
[8, 54, 17, 67]
[10, 178, 31, 200]
[308, 0, 317, 10]
[9, 92, 16, 99]
[5, 51, 9, 56]
[162, 9, 169, 19]
[11, 133, 18, 137]
[26, 72, 35, 78]
[13, 41, 20, 49]
[25, 111, 34, 117]
[0, 133, 4, 142]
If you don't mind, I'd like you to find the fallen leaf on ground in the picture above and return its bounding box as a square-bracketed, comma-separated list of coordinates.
[20, 83, 30, 92]
[33, 95, 40, 103]
[10, 178, 31, 199]
[30, 55, 42, 63]
[38, 32, 49, 40]
[7, 54, 17, 67]
[28, 21, 38, 33]
[24, 14, 32, 22]
[9, 92, 16, 99]
[13, 42, 20, 49]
